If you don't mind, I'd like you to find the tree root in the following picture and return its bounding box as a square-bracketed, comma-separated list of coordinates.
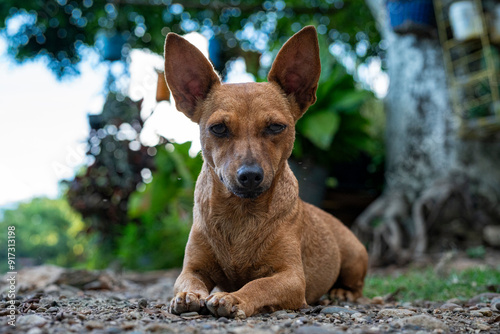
[353, 174, 500, 266]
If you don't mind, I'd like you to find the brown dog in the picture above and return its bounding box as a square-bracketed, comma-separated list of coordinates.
[164, 26, 368, 319]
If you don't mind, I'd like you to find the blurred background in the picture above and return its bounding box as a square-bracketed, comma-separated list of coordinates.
[0, 0, 499, 272]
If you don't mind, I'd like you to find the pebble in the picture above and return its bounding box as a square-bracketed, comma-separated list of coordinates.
[47, 306, 59, 313]
[277, 312, 298, 319]
[320, 306, 357, 315]
[439, 302, 460, 310]
[394, 314, 449, 331]
[371, 296, 384, 304]
[478, 308, 492, 317]
[295, 326, 336, 334]
[138, 298, 148, 309]
[180, 311, 199, 318]
[378, 308, 415, 318]
[475, 322, 491, 331]
[85, 320, 104, 330]
[470, 311, 484, 317]
[17, 314, 48, 327]
[492, 297, 500, 312]
[218, 316, 230, 323]
[27, 328, 43, 334]
[271, 310, 288, 317]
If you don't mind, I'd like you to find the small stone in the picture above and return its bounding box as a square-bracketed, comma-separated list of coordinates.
[371, 296, 384, 304]
[26, 328, 43, 334]
[36, 307, 47, 313]
[277, 312, 298, 319]
[439, 302, 460, 311]
[17, 314, 48, 328]
[218, 316, 230, 323]
[138, 298, 148, 309]
[77, 313, 87, 320]
[478, 308, 492, 317]
[468, 293, 500, 305]
[180, 311, 199, 318]
[46, 307, 59, 313]
[492, 297, 500, 312]
[471, 311, 484, 317]
[321, 306, 357, 315]
[85, 320, 104, 330]
[129, 311, 141, 319]
[271, 310, 288, 317]
[295, 326, 335, 334]
[446, 298, 462, 305]
[475, 322, 491, 331]
[144, 323, 175, 332]
[296, 316, 309, 324]
[395, 314, 449, 331]
[378, 308, 415, 318]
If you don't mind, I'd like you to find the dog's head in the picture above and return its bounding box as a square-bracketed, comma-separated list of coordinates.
[164, 26, 321, 199]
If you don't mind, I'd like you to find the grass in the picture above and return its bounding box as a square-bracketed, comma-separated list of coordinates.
[364, 266, 500, 302]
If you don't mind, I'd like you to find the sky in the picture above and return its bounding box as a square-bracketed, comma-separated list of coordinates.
[0, 31, 387, 209]
[0, 37, 105, 207]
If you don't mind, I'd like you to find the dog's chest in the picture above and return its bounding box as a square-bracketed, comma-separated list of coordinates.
[203, 217, 277, 289]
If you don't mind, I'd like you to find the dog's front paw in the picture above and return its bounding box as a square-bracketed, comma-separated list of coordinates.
[169, 292, 204, 314]
[206, 292, 247, 319]
[330, 288, 362, 302]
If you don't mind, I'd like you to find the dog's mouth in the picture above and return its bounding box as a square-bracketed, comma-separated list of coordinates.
[231, 187, 265, 199]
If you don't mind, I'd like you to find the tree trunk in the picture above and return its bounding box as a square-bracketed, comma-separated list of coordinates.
[356, 0, 500, 265]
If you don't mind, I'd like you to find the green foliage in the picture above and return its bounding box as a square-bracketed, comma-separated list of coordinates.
[0, 197, 88, 272]
[364, 267, 500, 302]
[65, 93, 154, 249]
[0, 0, 380, 77]
[293, 49, 379, 166]
[114, 142, 203, 270]
[466, 246, 486, 259]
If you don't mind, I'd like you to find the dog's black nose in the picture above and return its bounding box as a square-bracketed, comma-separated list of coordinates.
[237, 164, 264, 190]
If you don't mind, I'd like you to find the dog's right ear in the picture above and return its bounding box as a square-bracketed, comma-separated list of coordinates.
[268, 26, 321, 121]
[164, 33, 220, 123]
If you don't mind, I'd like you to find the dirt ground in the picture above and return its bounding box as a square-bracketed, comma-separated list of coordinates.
[1, 251, 499, 333]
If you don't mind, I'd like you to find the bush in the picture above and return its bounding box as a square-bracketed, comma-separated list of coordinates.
[0, 197, 88, 271]
[114, 141, 203, 270]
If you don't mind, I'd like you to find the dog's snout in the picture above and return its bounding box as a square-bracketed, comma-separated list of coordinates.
[237, 164, 264, 190]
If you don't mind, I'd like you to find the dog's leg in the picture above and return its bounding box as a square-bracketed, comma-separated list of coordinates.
[329, 244, 368, 301]
[169, 231, 218, 314]
[169, 270, 213, 314]
[206, 269, 306, 318]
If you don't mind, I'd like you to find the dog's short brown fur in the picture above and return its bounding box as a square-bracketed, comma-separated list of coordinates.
[164, 26, 368, 318]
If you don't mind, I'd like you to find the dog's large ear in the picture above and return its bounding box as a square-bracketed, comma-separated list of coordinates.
[164, 33, 220, 123]
[268, 26, 321, 121]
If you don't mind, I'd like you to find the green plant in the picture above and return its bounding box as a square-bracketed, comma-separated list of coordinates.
[115, 142, 203, 270]
[0, 197, 89, 272]
[65, 93, 154, 252]
[364, 267, 500, 302]
[293, 44, 377, 166]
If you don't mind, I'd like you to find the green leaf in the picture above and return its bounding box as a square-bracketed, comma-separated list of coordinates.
[298, 110, 341, 150]
[333, 90, 372, 112]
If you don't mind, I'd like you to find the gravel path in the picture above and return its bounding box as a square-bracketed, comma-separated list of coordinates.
[1, 265, 499, 333]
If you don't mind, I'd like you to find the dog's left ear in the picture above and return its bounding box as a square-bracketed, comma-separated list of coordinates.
[268, 26, 321, 121]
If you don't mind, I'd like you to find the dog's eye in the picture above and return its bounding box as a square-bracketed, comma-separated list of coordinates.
[266, 124, 286, 134]
[209, 123, 228, 137]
